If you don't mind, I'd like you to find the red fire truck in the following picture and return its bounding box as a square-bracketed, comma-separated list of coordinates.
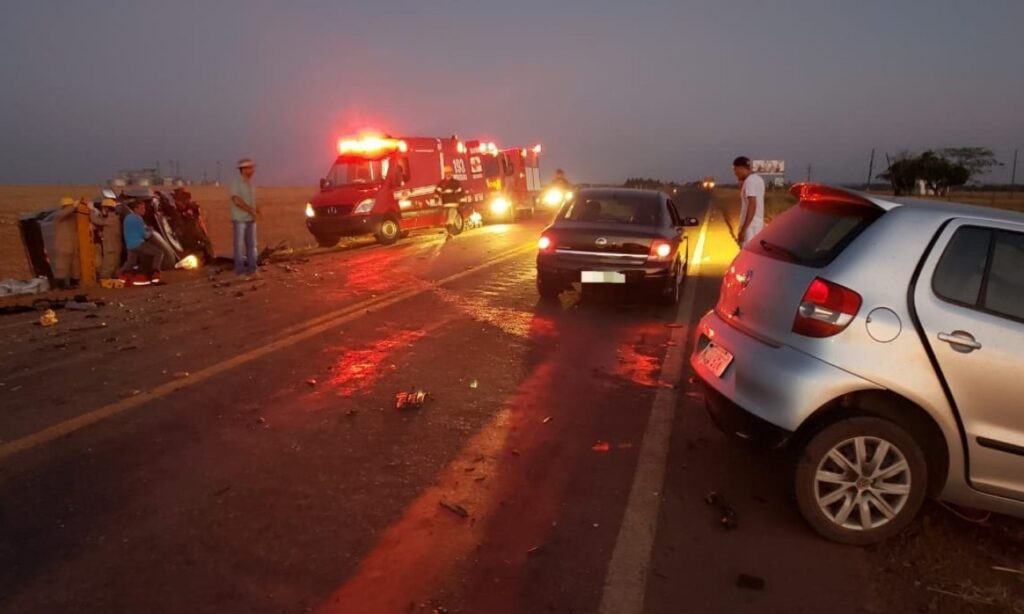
[461, 141, 542, 223]
[304, 134, 478, 246]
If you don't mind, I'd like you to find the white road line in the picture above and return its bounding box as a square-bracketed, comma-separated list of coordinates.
[598, 205, 712, 614]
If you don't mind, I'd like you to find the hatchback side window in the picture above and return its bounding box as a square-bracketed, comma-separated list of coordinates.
[933, 227, 992, 307]
[983, 230, 1024, 321]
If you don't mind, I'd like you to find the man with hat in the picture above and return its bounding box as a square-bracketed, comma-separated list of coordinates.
[90, 198, 124, 279]
[229, 158, 260, 275]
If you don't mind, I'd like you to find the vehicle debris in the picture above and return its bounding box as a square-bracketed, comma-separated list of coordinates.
[705, 491, 739, 530]
[38, 309, 58, 327]
[65, 300, 98, 311]
[439, 500, 469, 518]
[592, 441, 610, 452]
[469, 379, 479, 389]
[305, 378, 318, 387]
[395, 390, 428, 410]
[542, 416, 553, 424]
[736, 574, 765, 591]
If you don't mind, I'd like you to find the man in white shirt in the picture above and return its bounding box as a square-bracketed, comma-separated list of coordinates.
[732, 156, 765, 246]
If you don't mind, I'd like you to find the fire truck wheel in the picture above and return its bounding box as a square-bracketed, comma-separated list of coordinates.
[314, 234, 340, 248]
[447, 212, 465, 236]
[375, 216, 401, 245]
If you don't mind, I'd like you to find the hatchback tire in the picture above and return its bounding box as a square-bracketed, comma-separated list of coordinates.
[795, 416, 927, 545]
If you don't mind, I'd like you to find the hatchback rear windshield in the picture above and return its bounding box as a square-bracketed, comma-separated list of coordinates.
[746, 199, 883, 267]
[560, 195, 662, 226]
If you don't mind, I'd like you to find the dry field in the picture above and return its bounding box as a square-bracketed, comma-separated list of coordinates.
[0, 184, 316, 279]
[711, 187, 1024, 238]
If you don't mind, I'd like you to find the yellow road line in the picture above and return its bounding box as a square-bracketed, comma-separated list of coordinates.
[0, 244, 535, 463]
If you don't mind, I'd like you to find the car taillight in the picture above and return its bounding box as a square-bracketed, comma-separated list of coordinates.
[793, 277, 862, 337]
[538, 235, 554, 252]
[649, 240, 673, 261]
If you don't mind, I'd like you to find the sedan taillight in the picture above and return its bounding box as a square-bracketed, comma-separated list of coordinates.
[649, 240, 673, 261]
[538, 234, 554, 252]
[793, 277, 862, 337]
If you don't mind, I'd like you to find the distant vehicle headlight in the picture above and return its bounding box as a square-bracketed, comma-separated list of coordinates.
[542, 189, 563, 207]
[305, 203, 315, 218]
[354, 198, 375, 214]
[490, 197, 511, 214]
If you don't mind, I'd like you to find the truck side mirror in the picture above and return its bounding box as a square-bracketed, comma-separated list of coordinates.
[319, 178, 329, 190]
[682, 217, 700, 227]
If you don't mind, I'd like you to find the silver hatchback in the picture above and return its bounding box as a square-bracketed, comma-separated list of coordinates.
[691, 183, 1024, 544]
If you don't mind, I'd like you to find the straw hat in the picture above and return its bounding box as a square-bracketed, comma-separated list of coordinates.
[60, 196, 75, 207]
[101, 198, 117, 208]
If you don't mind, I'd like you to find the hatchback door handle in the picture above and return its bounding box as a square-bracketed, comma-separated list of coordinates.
[938, 331, 982, 352]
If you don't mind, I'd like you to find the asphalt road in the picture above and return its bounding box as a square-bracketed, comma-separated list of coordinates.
[0, 189, 1009, 613]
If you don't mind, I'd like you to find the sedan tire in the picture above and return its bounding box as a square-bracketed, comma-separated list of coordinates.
[536, 272, 562, 300]
[795, 416, 927, 545]
[659, 261, 683, 306]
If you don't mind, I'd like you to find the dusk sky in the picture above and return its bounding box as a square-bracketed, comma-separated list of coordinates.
[2, 0, 1022, 186]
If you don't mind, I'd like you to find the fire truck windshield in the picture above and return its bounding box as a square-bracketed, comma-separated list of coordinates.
[482, 157, 502, 179]
[325, 158, 390, 186]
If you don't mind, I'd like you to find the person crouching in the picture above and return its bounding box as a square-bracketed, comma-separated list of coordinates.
[119, 200, 165, 284]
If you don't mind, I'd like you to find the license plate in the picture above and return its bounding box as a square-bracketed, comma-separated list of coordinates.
[581, 271, 626, 284]
[698, 343, 734, 378]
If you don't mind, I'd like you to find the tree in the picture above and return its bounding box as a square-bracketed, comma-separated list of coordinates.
[879, 150, 971, 196]
[939, 147, 1001, 183]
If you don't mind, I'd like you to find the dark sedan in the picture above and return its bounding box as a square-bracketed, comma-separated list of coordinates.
[535, 188, 700, 304]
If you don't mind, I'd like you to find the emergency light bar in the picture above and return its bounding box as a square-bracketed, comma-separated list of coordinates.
[337, 136, 408, 156]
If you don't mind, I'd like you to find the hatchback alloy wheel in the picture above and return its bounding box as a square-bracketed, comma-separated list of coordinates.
[795, 416, 927, 545]
[814, 435, 911, 531]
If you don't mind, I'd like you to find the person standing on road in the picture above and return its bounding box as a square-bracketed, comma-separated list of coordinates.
[90, 198, 123, 279]
[230, 158, 260, 275]
[732, 156, 765, 246]
[551, 168, 572, 191]
[119, 199, 165, 283]
[436, 166, 464, 240]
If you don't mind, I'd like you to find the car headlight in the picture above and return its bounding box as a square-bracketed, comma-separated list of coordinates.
[490, 197, 510, 214]
[354, 198, 374, 214]
[305, 203, 315, 218]
[542, 189, 563, 206]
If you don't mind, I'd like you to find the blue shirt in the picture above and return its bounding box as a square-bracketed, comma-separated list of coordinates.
[123, 212, 148, 249]
[230, 177, 257, 222]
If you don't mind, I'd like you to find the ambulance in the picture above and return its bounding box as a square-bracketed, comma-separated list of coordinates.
[304, 134, 477, 247]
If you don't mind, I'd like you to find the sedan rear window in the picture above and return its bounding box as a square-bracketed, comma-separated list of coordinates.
[560, 195, 662, 226]
[747, 199, 883, 267]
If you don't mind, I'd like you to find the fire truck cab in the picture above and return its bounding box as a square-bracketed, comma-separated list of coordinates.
[305, 135, 473, 247]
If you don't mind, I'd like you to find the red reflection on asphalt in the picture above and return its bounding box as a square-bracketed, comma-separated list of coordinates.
[613, 343, 661, 387]
[327, 329, 428, 397]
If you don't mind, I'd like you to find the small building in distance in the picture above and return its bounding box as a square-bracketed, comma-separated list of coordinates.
[109, 168, 188, 188]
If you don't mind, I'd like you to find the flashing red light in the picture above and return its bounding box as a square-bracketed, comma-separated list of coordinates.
[532, 144, 542, 154]
[337, 135, 407, 156]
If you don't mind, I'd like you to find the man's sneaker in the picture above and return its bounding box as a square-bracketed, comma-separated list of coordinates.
[150, 271, 164, 285]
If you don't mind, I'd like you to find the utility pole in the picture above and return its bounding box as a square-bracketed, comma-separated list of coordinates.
[216, 160, 222, 186]
[806, 164, 812, 183]
[1010, 148, 1018, 200]
[865, 148, 875, 192]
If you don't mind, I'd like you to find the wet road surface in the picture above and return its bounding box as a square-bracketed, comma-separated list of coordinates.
[0, 189, 924, 613]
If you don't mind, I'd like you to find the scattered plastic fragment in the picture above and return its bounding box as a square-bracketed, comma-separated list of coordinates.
[395, 390, 428, 410]
[705, 491, 738, 530]
[439, 500, 469, 518]
[542, 416, 553, 424]
[39, 310, 58, 327]
[305, 378, 318, 387]
[592, 441, 610, 453]
[469, 379, 479, 389]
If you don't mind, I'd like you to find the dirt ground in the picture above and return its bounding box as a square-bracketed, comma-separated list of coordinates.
[0, 184, 315, 280]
